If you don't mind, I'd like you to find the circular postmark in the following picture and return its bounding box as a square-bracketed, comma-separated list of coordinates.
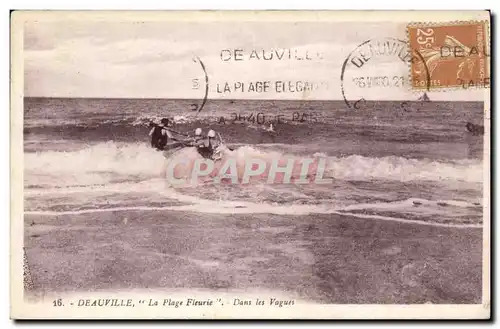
[340, 37, 430, 112]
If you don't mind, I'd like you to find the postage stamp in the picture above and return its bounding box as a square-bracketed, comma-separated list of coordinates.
[10, 10, 491, 320]
[407, 21, 490, 90]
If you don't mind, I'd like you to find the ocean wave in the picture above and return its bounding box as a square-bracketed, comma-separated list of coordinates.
[24, 142, 483, 189]
[325, 154, 482, 183]
[24, 142, 167, 187]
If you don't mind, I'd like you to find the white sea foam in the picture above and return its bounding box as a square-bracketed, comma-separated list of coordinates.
[24, 142, 483, 188]
[23, 142, 483, 227]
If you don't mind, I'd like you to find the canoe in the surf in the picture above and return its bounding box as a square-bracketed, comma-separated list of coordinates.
[160, 142, 191, 158]
[163, 142, 186, 151]
[161, 140, 236, 160]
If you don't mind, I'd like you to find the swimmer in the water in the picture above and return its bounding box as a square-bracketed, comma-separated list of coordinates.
[466, 122, 484, 135]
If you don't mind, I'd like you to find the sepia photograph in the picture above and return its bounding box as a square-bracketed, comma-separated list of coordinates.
[11, 10, 491, 319]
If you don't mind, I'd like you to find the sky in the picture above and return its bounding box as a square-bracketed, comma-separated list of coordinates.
[23, 16, 487, 101]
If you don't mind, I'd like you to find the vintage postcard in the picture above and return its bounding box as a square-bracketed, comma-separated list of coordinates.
[10, 10, 491, 319]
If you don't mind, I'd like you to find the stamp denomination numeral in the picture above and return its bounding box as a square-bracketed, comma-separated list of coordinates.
[417, 28, 435, 50]
[416, 28, 435, 47]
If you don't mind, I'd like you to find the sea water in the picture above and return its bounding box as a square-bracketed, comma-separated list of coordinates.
[23, 97, 484, 227]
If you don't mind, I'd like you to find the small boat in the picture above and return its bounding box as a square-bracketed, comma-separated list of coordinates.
[418, 92, 430, 102]
[161, 134, 234, 161]
[163, 141, 186, 151]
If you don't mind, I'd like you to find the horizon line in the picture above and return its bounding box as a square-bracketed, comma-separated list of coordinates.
[23, 96, 477, 103]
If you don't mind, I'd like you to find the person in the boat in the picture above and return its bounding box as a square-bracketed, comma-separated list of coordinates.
[193, 128, 203, 144]
[187, 128, 204, 148]
[149, 118, 179, 151]
[196, 129, 219, 159]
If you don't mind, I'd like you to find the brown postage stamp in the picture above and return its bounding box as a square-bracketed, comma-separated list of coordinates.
[408, 21, 490, 90]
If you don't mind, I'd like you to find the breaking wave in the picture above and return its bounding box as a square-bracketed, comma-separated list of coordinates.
[24, 142, 482, 189]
